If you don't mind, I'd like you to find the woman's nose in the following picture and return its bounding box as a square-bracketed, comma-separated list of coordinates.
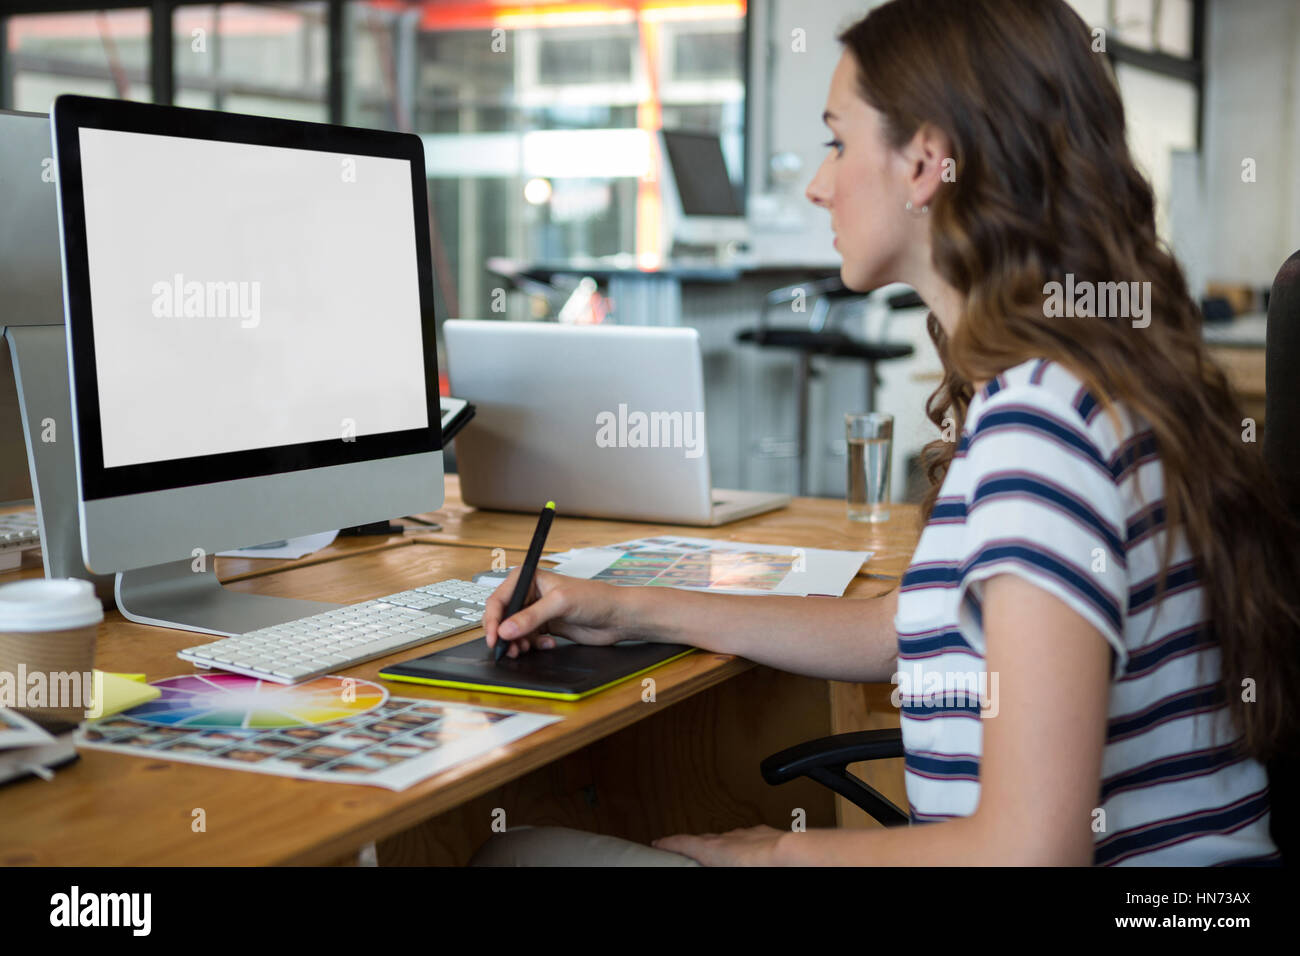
[806, 162, 831, 207]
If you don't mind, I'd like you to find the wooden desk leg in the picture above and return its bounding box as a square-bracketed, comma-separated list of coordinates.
[829, 681, 907, 828]
[377, 666, 836, 865]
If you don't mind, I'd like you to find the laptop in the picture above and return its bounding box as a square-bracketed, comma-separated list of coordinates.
[443, 320, 791, 525]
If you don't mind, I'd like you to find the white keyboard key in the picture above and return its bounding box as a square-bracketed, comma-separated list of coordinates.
[273, 666, 315, 680]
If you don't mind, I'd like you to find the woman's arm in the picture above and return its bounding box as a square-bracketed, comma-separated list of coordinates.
[656, 573, 1113, 865]
[484, 568, 901, 684]
[625, 581, 901, 683]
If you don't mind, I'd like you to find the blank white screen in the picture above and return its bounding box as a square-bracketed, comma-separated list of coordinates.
[77, 127, 430, 469]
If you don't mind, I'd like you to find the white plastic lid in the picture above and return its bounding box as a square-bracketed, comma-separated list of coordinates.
[0, 578, 104, 632]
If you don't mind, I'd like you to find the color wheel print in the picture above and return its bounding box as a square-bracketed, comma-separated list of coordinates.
[123, 674, 387, 729]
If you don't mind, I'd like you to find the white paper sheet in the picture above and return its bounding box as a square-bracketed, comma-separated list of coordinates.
[544, 536, 870, 597]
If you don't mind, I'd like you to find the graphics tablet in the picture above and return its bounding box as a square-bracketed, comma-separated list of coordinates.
[378, 637, 694, 701]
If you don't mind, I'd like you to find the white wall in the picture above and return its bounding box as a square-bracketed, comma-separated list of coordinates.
[1193, 0, 1300, 288]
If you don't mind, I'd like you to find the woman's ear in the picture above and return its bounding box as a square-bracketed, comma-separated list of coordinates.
[903, 122, 953, 208]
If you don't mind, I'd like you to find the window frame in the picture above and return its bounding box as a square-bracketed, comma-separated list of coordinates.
[1102, 0, 1206, 148]
[0, 0, 346, 121]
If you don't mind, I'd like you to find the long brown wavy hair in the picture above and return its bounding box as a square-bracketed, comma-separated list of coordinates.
[838, 0, 1300, 766]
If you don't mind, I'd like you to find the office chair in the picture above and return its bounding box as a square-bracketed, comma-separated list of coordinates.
[1264, 250, 1300, 523]
[1262, 248, 1300, 865]
[761, 727, 909, 826]
[736, 278, 915, 496]
[768, 256, 1300, 850]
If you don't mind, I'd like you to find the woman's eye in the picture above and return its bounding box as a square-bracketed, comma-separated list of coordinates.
[822, 139, 843, 155]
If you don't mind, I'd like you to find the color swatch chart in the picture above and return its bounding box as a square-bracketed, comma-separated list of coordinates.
[123, 674, 387, 730]
[78, 675, 562, 791]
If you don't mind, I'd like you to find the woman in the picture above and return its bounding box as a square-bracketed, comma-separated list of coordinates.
[472, 0, 1300, 866]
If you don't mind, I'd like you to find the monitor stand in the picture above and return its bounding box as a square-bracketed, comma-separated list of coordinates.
[116, 560, 339, 638]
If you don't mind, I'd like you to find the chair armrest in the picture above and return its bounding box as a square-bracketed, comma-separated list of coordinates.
[762, 729, 904, 779]
[761, 729, 909, 827]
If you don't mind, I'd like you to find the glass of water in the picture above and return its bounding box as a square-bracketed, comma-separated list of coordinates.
[846, 412, 893, 523]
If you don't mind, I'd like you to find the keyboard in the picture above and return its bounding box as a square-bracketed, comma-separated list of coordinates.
[178, 578, 496, 685]
[0, 508, 41, 572]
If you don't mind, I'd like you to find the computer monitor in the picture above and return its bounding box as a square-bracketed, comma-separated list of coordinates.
[0, 109, 65, 332]
[1, 109, 90, 587]
[657, 128, 750, 256]
[51, 94, 444, 635]
[1, 108, 65, 505]
[0, 110, 51, 509]
[0, 348, 34, 506]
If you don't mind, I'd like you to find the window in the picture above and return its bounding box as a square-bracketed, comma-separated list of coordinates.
[1069, 0, 1195, 57]
[671, 29, 742, 80]
[345, 1, 748, 323]
[1114, 62, 1198, 239]
[0, 1, 748, 327]
[1067, 0, 1203, 241]
[4, 9, 152, 112]
[173, 3, 327, 121]
[537, 33, 636, 85]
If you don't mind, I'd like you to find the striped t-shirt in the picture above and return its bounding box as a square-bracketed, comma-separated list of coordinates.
[893, 357, 1279, 865]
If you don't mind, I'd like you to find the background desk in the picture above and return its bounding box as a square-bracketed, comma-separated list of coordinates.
[1203, 313, 1267, 425]
[0, 483, 918, 865]
[911, 315, 1270, 428]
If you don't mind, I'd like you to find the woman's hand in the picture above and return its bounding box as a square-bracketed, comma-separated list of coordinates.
[482, 567, 635, 658]
[652, 825, 787, 866]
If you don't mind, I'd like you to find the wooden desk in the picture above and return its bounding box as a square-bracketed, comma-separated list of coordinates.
[0, 486, 918, 865]
[1206, 345, 1266, 426]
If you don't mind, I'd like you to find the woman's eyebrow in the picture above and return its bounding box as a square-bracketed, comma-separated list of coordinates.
[822, 110, 838, 125]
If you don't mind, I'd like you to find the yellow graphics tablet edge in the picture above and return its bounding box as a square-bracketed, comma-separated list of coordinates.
[377, 647, 696, 701]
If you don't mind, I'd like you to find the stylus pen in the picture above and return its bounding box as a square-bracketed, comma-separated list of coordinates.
[495, 500, 556, 662]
